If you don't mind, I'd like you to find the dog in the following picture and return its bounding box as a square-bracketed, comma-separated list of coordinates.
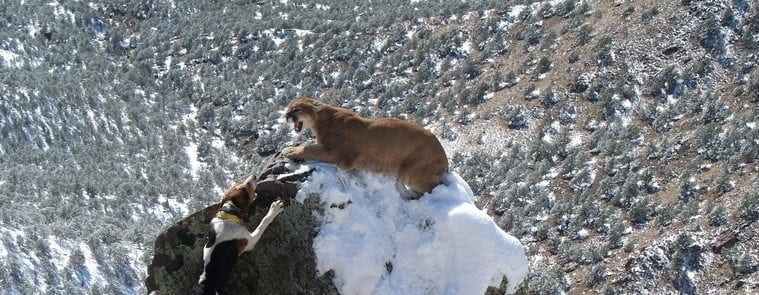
[282, 96, 449, 198]
[197, 175, 284, 294]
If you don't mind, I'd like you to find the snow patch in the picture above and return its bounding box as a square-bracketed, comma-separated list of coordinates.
[47, 236, 70, 271]
[185, 142, 202, 180]
[0, 49, 23, 68]
[569, 132, 583, 148]
[79, 242, 104, 288]
[0, 228, 25, 257]
[508, 5, 526, 21]
[461, 40, 473, 56]
[577, 229, 589, 240]
[296, 164, 528, 294]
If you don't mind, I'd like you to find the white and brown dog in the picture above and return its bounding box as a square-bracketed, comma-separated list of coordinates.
[197, 175, 284, 294]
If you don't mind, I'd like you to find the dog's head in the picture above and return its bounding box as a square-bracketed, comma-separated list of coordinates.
[285, 96, 322, 133]
[220, 175, 257, 216]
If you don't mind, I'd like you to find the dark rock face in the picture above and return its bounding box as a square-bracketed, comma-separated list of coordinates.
[145, 202, 219, 294]
[145, 152, 338, 294]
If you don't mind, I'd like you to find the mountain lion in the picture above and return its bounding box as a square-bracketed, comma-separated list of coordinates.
[282, 97, 448, 198]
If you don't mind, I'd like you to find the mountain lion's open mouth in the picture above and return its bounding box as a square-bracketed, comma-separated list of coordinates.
[285, 111, 303, 132]
[292, 119, 303, 132]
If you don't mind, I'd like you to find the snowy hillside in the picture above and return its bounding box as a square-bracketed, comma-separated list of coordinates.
[0, 0, 757, 293]
[296, 164, 528, 294]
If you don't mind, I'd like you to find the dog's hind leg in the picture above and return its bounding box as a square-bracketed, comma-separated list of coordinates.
[198, 239, 248, 295]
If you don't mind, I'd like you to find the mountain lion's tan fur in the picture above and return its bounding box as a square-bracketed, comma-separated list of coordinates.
[282, 97, 448, 196]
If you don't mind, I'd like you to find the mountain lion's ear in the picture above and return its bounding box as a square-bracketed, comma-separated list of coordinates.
[304, 97, 323, 112]
[311, 102, 323, 112]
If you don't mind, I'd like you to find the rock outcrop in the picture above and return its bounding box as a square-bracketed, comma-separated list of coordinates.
[145, 151, 520, 294]
[145, 152, 338, 294]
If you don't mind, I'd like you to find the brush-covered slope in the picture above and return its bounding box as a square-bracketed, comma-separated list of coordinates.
[0, 0, 756, 293]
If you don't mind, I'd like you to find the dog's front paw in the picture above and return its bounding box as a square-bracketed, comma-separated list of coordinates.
[281, 146, 303, 160]
[268, 199, 285, 216]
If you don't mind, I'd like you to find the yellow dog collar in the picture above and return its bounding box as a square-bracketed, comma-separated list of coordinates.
[215, 211, 243, 224]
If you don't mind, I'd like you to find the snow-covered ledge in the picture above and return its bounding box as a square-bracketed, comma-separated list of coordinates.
[296, 163, 528, 294]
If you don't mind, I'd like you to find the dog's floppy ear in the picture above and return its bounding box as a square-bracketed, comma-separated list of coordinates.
[221, 176, 256, 207]
[243, 174, 256, 190]
[221, 184, 243, 205]
[243, 175, 257, 205]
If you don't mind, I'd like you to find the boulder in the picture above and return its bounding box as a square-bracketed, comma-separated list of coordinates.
[145, 151, 338, 294]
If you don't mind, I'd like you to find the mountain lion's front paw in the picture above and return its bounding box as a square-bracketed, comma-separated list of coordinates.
[281, 146, 303, 160]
